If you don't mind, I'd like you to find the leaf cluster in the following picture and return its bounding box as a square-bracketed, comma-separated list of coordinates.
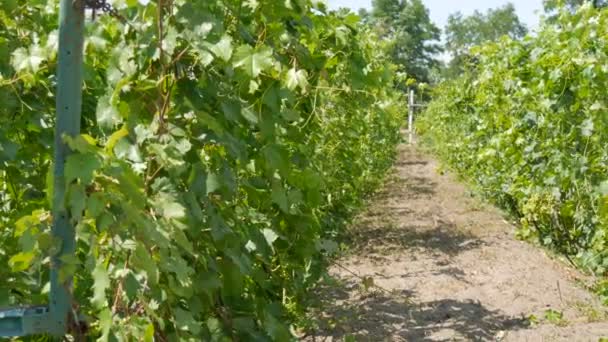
[0, 0, 403, 340]
[418, 4, 608, 294]
[369, 0, 442, 85]
[443, 3, 528, 78]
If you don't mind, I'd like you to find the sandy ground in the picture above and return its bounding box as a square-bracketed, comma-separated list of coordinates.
[305, 144, 608, 341]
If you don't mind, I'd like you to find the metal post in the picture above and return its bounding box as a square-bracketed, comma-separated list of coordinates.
[408, 89, 414, 144]
[50, 0, 85, 335]
[0, 0, 84, 338]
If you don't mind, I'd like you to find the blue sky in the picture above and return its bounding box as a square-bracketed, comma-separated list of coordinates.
[327, 0, 544, 31]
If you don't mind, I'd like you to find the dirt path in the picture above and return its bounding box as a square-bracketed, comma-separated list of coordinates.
[307, 144, 608, 341]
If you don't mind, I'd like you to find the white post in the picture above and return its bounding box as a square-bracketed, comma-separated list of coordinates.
[408, 89, 414, 144]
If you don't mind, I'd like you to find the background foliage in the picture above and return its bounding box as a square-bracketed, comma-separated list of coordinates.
[544, 0, 608, 13]
[418, 3, 608, 299]
[360, 0, 441, 85]
[0, 0, 403, 339]
[443, 3, 528, 78]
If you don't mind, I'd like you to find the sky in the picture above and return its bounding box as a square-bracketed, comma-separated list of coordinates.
[327, 0, 544, 31]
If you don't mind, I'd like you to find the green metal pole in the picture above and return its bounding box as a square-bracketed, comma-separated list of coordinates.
[50, 0, 85, 335]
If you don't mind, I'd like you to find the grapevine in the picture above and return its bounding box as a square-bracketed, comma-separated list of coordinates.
[0, 0, 403, 339]
[418, 3, 608, 297]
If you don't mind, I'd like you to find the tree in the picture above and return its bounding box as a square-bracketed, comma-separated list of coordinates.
[542, 0, 608, 23]
[544, 0, 608, 12]
[444, 3, 527, 77]
[372, 0, 404, 20]
[371, 0, 442, 84]
[358, 8, 372, 24]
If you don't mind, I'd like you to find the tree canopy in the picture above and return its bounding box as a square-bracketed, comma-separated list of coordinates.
[370, 0, 442, 84]
[544, 0, 608, 12]
[443, 3, 528, 77]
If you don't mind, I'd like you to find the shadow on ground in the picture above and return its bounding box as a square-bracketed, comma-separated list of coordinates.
[309, 278, 528, 341]
[305, 149, 529, 341]
[307, 146, 608, 341]
[348, 222, 484, 258]
[347, 154, 484, 260]
[372, 175, 437, 201]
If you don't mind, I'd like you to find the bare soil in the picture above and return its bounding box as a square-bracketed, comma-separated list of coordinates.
[305, 144, 608, 341]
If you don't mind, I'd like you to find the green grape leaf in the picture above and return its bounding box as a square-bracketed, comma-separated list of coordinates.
[285, 68, 308, 92]
[206, 173, 221, 195]
[154, 193, 186, 219]
[144, 324, 154, 342]
[97, 308, 112, 342]
[132, 243, 159, 285]
[261, 228, 279, 248]
[64, 134, 98, 154]
[96, 94, 121, 129]
[11, 45, 47, 72]
[271, 183, 289, 213]
[92, 261, 110, 308]
[241, 107, 259, 124]
[8, 252, 35, 272]
[209, 34, 233, 62]
[233, 45, 274, 78]
[65, 153, 101, 184]
[87, 193, 105, 217]
[67, 183, 86, 222]
[263, 310, 291, 341]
